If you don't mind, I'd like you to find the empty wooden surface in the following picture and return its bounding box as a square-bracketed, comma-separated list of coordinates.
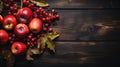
[48, 0, 120, 8]
[53, 9, 120, 41]
[12, 42, 119, 67]
[1, 0, 120, 67]
[14, 0, 120, 66]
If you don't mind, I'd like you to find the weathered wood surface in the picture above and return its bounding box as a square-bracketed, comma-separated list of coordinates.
[14, 0, 120, 8]
[1, 0, 120, 67]
[53, 9, 120, 41]
[48, 0, 120, 8]
[12, 42, 120, 67]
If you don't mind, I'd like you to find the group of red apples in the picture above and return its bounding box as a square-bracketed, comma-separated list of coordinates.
[0, 0, 59, 55]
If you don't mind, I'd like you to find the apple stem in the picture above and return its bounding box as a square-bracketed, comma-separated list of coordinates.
[15, 47, 18, 50]
[19, 27, 24, 31]
[21, 0, 23, 8]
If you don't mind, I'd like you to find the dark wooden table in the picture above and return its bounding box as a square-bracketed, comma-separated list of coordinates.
[1, 0, 120, 67]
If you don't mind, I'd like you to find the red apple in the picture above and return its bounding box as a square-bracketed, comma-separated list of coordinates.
[23, 0, 30, 5]
[0, 30, 9, 44]
[14, 23, 29, 38]
[3, 15, 17, 30]
[0, 15, 3, 23]
[11, 42, 27, 55]
[29, 18, 42, 33]
[17, 7, 33, 24]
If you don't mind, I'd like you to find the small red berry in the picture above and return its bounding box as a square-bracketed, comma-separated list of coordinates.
[12, 34, 15, 37]
[3, 0, 8, 3]
[30, 3, 34, 7]
[24, 0, 29, 5]
[51, 9, 56, 13]
[29, 33, 32, 36]
[42, 18, 46, 22]
[13, 7, 18, 12]
[39, 7, 43, 12]
[10, 41, 14, 44]
[10, 0, 13, 2]
[34, 14, 38, 18]
[42, 11, 46, 15]
[45, 13, 48, 16]
[28, 3, 34, 9]
[27, 42, 31, 45]
[46, 17, 51, 22]
[9, 37, 12, 40]
[34, 41, 37, 45]
[48, 13, 52, 17]
[55, 14, 60, 19]
[48, 28, 53, 32]
[13, 13, 17, 16]
[37, 34, 41, 38]
[8, 12, 12, 15]
[36, 9, 40, 13]
[45, 23, 49, 27]
[52, 16, 56, 20]
[41, 34, 44, 37]
[14, 3, 17, 7]
[6, 4, 10, 8]
[27, 39, 30, 41]
[43, 27, 47, 31]
[31, 38, 36, 42]
[10, 6, 14, 10]
[28, 35, 32, 39]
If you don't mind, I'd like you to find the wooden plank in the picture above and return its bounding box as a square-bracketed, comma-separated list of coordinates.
[12, 42, 120, 67]
[47, 0, 120, 8]
[53, 9, 120, 41]
[13, 0, 120, 8]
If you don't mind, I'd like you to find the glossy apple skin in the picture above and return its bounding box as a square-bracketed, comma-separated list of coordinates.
[17, 7, 33, 24]
[0, 30, 9, 44]
[11, 42, 27, 55]
[3, 15, 17, 30]
[14, 23, 29, 38]
[0, 15, 3, 28]
[29, 18, 42, 33]
[0, 15, 3, 23]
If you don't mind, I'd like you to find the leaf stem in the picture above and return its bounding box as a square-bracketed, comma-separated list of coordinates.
[21, 0, 23, 8]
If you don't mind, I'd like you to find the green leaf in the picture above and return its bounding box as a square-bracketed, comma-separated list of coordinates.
[47, 31, 60, 40]
[37, 32, 60, 54]
[0, 1, 3, 13]
[1, 49, 15, 67]
[46, 38, 55, 53]
[26, 48, 42, 61]
[38, 36, 47, 50]
[26, 48, 34, 61]
[30, 48, 41, 54]
[30, 0, 49, 7]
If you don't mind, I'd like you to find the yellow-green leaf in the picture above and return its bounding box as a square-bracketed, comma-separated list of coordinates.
[38, 36, 47, 50]
[1, 49, 15, 67]
[47, 31, 60, 40]
[26, 47, 41, 61]
[30, 48, 41, 54]
[26, 48, 34, 61]
[30, 0, 49, 7]
[0, 1, 3, 13]
[37, 32, 59, 53]
[46, 38, 55, 53]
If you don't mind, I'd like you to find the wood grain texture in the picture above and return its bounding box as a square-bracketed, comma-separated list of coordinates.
[12, 42, 120, 67]
[53, 9, 120, 41]
[1, 0, 120, 67]
[48, 0, 120, 8]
